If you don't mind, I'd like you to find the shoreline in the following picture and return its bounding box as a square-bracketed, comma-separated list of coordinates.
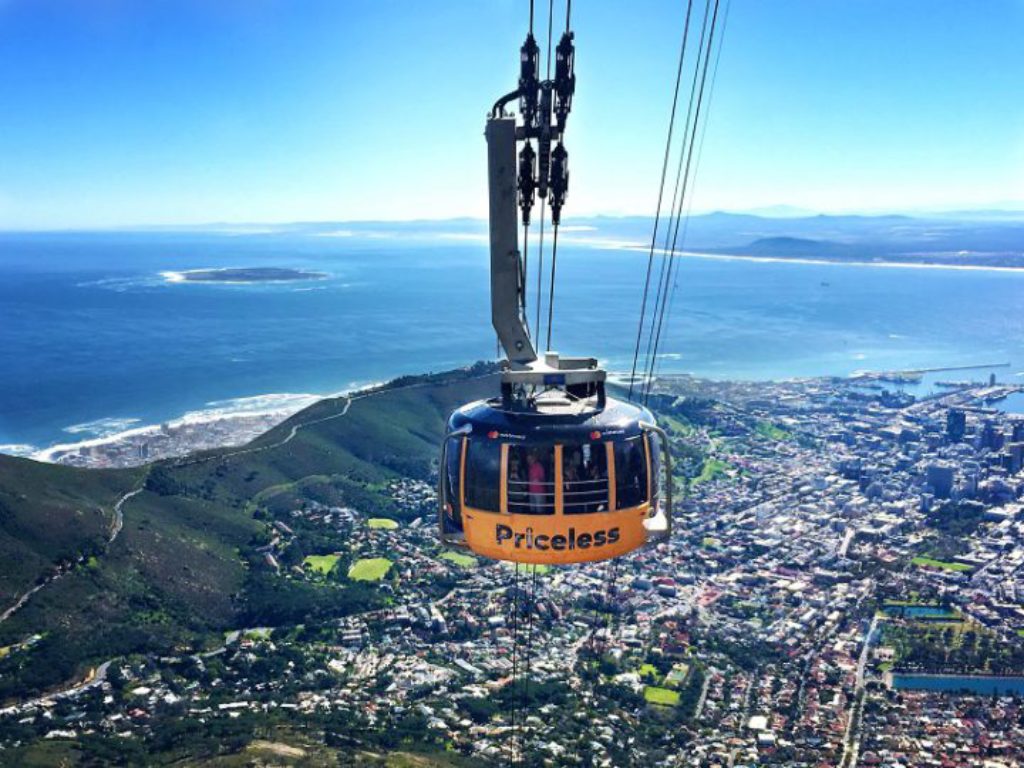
[3, 386, 383, 469]
[595, 244, 1024, 274]
[4, 362, 1018, 469]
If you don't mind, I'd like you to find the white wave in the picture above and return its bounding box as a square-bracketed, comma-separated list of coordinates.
[160, 268, 328, 286]
[0, 444, 38, 457]
[31, 392, 325, 465]
[178, 392, 322, 423]
[79, 275, 166, 292]
[658, 353, 683, 360]
[21, 376, 397, 467]
[34, 423, 164, 463]
[64, 417, 142, 437]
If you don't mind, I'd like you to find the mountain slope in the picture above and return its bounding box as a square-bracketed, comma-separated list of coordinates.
[0, 365, 497, 701]
[0, 458, 142, 606]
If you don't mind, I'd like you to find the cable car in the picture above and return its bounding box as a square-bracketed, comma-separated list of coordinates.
[438, 33, 673, 565]
[439, 363, 671, 565]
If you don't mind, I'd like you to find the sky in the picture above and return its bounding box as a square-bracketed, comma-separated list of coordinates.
[1, 0, 1023, 229]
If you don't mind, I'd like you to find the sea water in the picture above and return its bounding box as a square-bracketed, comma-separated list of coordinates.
[2, 228, 1024, 454]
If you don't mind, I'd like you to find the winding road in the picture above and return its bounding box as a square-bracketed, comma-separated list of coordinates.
[0, 480, 145, 629]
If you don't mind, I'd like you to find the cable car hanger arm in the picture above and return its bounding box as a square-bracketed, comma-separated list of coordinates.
[485, 23, 602, 405]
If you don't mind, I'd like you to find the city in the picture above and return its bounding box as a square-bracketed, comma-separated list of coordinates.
[2, 370, 1023, 766]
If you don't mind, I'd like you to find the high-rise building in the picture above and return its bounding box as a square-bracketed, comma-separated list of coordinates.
[981, 421, 1005, 451]
[1004, 442, 1024, 474]
[926, 463, 955, 499]
[946, 409, 966, 442]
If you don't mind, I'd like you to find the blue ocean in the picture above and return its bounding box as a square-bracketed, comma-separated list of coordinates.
[2, 226, 1024, 454]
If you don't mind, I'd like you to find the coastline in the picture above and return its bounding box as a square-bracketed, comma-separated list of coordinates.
[6, 387, 382, 469]
[597, 244, 1024, 274]
[5, 359, 1020, 468]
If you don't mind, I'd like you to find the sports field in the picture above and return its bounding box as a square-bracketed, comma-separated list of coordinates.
[349, 557, 393, 581]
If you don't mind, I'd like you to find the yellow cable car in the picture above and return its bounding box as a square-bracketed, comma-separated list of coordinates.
[439, 387, 671, 565]
[438, 24, 672, 565]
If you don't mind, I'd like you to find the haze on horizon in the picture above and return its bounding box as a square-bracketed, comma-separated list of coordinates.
[1, 0, 1023, 230]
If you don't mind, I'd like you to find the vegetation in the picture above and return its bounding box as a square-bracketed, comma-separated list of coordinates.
[754, 420, 792, 441]
[643, 686, 680, 706]
[303, 553, 341, 574]
[693, 458, 731, 486]
[885, 620, 1024, 675]
[440, 551, 477, 568]
[0, 456, 143, 603]
[911, 556, 973, 573]
[0, 366, 499, 702]
[925, 500, 985, 539]
[349, 558, 393, 582]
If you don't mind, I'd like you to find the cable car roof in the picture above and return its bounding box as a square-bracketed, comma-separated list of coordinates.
[448, 395, 654, 442]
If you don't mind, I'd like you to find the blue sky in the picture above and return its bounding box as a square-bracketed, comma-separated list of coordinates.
[1, 0, 1022, 228]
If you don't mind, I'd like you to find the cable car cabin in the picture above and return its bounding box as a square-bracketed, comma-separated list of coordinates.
[439, 392, 672, 565]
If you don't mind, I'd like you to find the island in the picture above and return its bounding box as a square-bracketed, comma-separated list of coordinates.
[162, 267, 328, 284]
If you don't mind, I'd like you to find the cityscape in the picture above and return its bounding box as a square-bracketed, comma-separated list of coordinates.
[2, 368, 1024, 766]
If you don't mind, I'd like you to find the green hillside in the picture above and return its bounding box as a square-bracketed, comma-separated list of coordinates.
[0, 458, 143, 605]
[0, 365, 496, 702]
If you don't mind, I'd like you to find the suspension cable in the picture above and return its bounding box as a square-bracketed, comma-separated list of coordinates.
[645, 0, 725, 405]
[509, 565, 520, 767]
[545, 225, 559, 350]
[627, 0, 695, 402]
[521, 222, 531, 337]
[543, 0, 573, 352]
[641, 0, 715, 403]
[532, 0, 558, 349]
[520, 565, 540, 764]
[652, 0, 732, 387]
[534, 201, 547, 341]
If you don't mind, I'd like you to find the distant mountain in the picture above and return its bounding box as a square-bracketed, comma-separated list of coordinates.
[32, 210, 1024, 268]
[739, 236, 863, 258]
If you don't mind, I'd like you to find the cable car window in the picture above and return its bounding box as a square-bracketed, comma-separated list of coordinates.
[507, 445, 555, 515]
[614, 436, 648, 509]
[562, 441, 610, 514]
[443, 437, 463, 531]
[647, 432, 661, 508]
[465, 438, 501, 512]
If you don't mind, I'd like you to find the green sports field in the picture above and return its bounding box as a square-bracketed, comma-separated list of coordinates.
[349, 557, 393, 581]
[303, 554, 340, 574]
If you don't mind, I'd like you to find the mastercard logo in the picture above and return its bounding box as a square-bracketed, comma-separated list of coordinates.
[590, 431, 602, 441]
[488, 430, 499, 439]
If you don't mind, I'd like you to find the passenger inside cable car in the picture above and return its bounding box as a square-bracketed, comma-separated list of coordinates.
[562, 441, 609, 513]
[507, 445, 555, 514]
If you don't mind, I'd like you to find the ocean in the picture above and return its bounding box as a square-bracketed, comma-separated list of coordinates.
[2, 226, 1024, 456]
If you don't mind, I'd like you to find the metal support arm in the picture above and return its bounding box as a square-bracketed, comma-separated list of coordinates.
[487, 116, 537, 365]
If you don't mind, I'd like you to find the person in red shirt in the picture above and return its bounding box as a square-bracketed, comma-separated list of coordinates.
[527, 452, 547, 514]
